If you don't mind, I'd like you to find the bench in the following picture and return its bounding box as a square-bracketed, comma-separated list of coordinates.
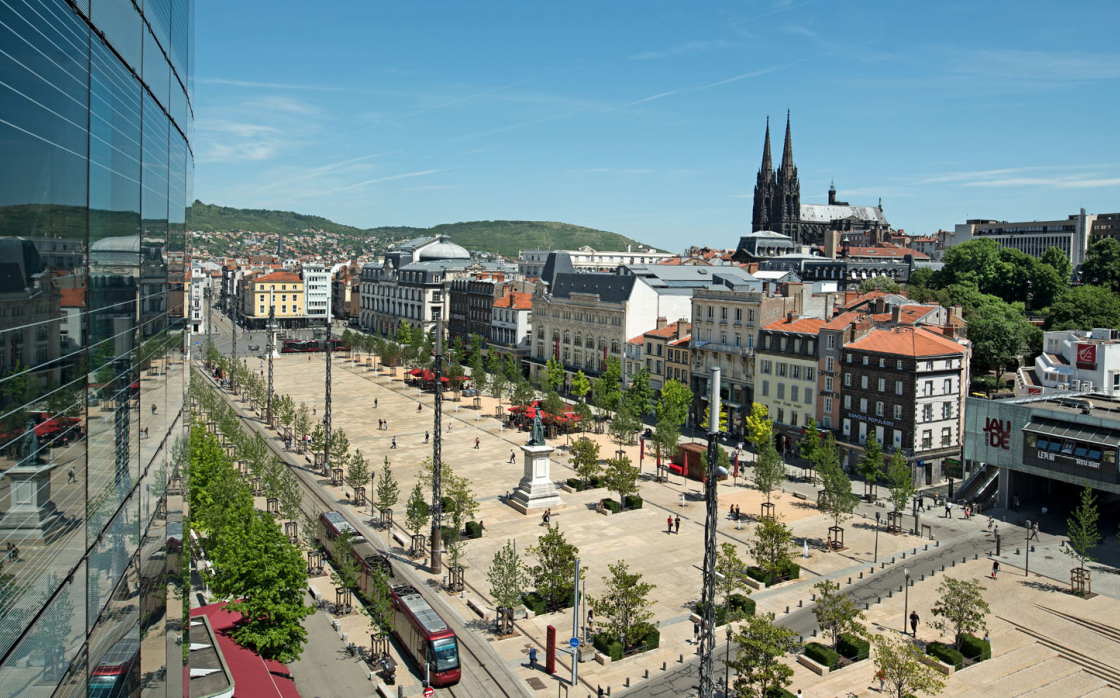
[793, 492, 808, 500]
[391, 529, 409, 547]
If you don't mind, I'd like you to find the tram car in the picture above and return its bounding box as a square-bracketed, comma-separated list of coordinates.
[281, 338, 345, 353]
[318, 510, 461, 685]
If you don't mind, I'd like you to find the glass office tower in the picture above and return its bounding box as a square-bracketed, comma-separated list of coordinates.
[0, 0, 193, 695]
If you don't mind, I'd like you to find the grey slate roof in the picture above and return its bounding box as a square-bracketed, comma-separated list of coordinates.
[549, 272, 637, 303]
[800, 204, 887, 225]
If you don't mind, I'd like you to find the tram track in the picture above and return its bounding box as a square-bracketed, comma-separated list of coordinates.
[194, 365, 528, 698]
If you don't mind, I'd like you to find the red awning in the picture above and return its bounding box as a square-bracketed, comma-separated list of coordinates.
[408, 369, 422, 376]
[34, 419, 61, 436]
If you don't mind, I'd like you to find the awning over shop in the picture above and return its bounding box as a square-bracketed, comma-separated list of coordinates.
[1023, 417, 1120, 448]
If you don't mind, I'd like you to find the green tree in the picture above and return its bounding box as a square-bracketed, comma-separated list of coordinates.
[727, 612, 799, 698]
[589, 560, 656, 651]
[487, 539, 528, 635]
[489, 369, 509, 407]
[871, 633, 947, 698]
[1041, 245, 1073, 282]
[1081, 237, 1120, 292]
[608, 404, 641, 447]
[857, 275, 902, 294]
[743, 402, 772, 448]
[0, 361, 36, 434]
[375, 457, 400, 514]
[753, 438, 785, 513]
[624, 367, 656, 419]
[817, 433, 858, 538]
[210, 512, 314, 663]
[602, 455, 640, 508]
[1063, 486, 1102, 585]
[541, 390, 565, 419]
[344, 448, 370, 498]
[812, 579, 865, 650]
[715, 542, 751, 608]
[503, 353, 520, 381]
[885, 451, 916, 521]
[571, 370, 591, 401]
[656, 378, 693, 429]
[486, 349, 502, 377]
[544, 357, 565, 392]
[525, 526, 585, 611]
[748, 515, 795, 580]
[277, 470, 304, 526]
[857, 436, 884, 497]
[929, 577, 991, 649]
[940, 238, 1003, 295]
[404, 482, 430, 538]
[573, 400, 594, 433]
[469, 351, 488, 395]
[591, 356, 623, 417]
[906, 266, 937, 291]
[361, 564, 394, 641]
[512, 377, 536, 408]
[701, 401, 729, 433]
[968, 297, 1032, 374]
[1029, 261, 1066, 310]
[569, 437, 602, 487]
[328, 529, 362, 596]
[651, 416, 680, 465]
[1045, 285, 1120, 332]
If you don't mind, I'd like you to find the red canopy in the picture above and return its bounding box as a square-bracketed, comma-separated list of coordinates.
[408, 369, 422, 376]
[34, 419, 62, 437]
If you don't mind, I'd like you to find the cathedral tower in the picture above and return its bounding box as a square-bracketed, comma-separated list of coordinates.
[751, 117, 775, 232]
[751, 112, 803, 241]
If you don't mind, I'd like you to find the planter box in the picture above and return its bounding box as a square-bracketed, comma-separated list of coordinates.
[595, 652, 611, 666]
[744, 577, 765, 590]
[920, 655, 955, 676]
[561, 484, 577, 493]
[798, 653, 830, 675]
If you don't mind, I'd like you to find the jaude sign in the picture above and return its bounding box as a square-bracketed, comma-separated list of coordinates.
[1077, 343, 1097, 370]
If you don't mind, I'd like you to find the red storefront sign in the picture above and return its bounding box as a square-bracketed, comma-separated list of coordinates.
[1077, 343, 1097, 370]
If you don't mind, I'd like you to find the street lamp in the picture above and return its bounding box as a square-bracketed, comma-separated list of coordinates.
[874, 511, 881, 564]
[903, 568, 911, 634]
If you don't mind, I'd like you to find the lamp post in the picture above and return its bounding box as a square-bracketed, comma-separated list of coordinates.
[874, 511, 881, 564]
[903, 568, 911, 634]
[1025, 528, 1031, 578]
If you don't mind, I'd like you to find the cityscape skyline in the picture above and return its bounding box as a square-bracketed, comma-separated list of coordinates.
[194, 0, 1120, 249]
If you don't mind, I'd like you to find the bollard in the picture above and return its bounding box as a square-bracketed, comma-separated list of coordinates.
[644, 669, 649, 679]
[878, 596, 881, 603]
[860, 572, 864, 579]
[848, 577, 852, 584]
[889, 590, 893, 598]
[607, 688, 611, 697]
[902, 552, 906, 559]
[625, 678, 630, 688]
[899, 585, 903, 592]
[936, 540, 940, 547]
[864, 602, 869, 610]
[679, 654, 684, 664]
[662, 662, 666, 671]
[813, 629, 817, 637]
[941, 565, 945, 571]
[1016, 548, 1021, 555]
[870, 567, 874, 574]
[952, 560, 956, 567]
[924, 544, 928, 551]
[785, 605, 789, 614]
[920, 574, 925, 581]
[811, 593, 815, 601]
[798, 600, 803, 608]
[399, 686, 404, 698]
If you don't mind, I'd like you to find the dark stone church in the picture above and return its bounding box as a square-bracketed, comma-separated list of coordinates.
[751, 112, 890, 246]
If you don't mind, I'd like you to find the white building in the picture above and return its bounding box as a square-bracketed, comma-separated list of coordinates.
[519, 245, 676, 277]
[1018, 328, 1120, 396]
[302, 263, 331, 323]
[490, 290, 533, 362]
[952, 209, 1096, 267]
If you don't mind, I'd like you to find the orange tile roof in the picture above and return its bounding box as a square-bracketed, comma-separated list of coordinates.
[838, 290, 908, 310]
[668, 335, 691, 347]
[628, 335, 644, 345]
[869, 305, 937, 324]
[761, 316, 827, 334]
[59, 287, 85, 308]
[253, 271, 302, 284]
[845, 327, 967, 357]
[644, 321, 690, 339]
[822, 311, 863, 331]
[494, 291, 532, 310]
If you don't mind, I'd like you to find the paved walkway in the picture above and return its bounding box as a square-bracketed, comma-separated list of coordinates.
[288, 591, 374, 698]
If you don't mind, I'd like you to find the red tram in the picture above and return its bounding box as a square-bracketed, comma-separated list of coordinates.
[318, 511, 461, 686]
[281, 338, 345, 353]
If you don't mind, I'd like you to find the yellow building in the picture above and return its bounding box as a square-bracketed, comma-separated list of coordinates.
[244, 271, 305, 329]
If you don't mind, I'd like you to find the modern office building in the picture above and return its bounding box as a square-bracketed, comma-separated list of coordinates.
[301, 263, 331, 325]
[0, 0, 193, 695]
[952, 209, 1097, 267]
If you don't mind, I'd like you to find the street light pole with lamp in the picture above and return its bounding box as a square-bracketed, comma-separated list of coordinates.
[874, 511, 881, 564]
[903, 568, 911, 634]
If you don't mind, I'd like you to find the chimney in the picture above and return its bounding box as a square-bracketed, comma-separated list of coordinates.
[824, 229, 840, 259]
[874, 298, 887, 314]
[677, 321, 689, 340]
[891, 305, 902, 324]
[787, 311, 795, 323]
[656, 316, 667, 330]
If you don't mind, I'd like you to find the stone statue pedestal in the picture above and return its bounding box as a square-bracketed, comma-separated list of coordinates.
[508, 443, 563, 514]
[0, 460, 63, 542]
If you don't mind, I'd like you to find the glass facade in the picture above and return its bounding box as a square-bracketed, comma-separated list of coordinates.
[0, 0, 192, 695]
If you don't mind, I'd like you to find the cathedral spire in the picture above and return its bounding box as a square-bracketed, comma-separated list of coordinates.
[760, 115, 772, 174]
[780, 109, 794, 174]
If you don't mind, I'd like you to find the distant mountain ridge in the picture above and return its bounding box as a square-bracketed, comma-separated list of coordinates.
[188, 201, 661, 258]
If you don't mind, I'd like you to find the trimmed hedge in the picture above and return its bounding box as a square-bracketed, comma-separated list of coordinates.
[746, 562, 800, 586]
[837, 632, 869, 662]
[624, 494, 643, 510]
[926, 642, 964, 670]
[522, 591, 547, 616]
[804, 642, 839, 670]
[464, 521, 482, 539]
[592, 633, 623, 662]
[765, 689, 796, 698]
[592, 624, 660, 662]
[728, 593, 756, 618]
[959, 633, 991, 662]
[566, 478, 582, 491]
[602, 499, 622, 514]
[588, 475, 603, 489]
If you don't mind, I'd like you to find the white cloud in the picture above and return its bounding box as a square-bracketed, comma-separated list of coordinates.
[630, 39, 731, 61]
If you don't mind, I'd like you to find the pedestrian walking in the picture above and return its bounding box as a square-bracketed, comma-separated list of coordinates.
[876, 669, 886, 692]
[67, 468, 75, 484]
[917, 495, 925, 512]
[1013, 494, 1020, 511]
[474, 437, 480, 449]
[667, 516, 673, 534]
[987, 516, 994, 532]
[417, 403, 422, 412]
[945, 501, 953, 519]
[1030, 521, 1040, 541]
[826, 534, 833, 552]
[374, 398, 378, 409]
[991, 560, 1000, 579]
[424, 431, 430, 444]
[909, 610, 919, 636]
[674, 515, 681, 534]
[528, 647, 537, 668]
[391, 436, 397, 449]
[509, 450, 516, 463]
[693, 622, 700, 644]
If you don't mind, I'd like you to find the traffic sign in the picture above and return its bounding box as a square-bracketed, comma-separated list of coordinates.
[569, 637, 579, 648]
[423, 687, 434, 698]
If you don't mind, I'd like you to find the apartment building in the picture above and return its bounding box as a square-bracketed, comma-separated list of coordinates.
[756, 315, 826, 449]
[639, 320, 690, 391]
[519, 245, 677, 277]
[303, 263, 332, 324]
[1018, 328, 1120, 396]
[490, 290, 533, 365]
[448, 276, 506, 348]
[243, 271, 305, 329]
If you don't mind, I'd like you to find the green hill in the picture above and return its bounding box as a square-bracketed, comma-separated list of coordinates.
[188, 201, 661, 258]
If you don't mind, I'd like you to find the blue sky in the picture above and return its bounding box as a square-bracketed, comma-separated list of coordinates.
[193, 0, 1120, 250]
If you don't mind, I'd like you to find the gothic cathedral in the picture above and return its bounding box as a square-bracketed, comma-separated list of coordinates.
[751, 111, 802, 241]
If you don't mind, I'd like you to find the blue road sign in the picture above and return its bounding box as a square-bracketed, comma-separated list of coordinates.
[569, 637, 579, 648]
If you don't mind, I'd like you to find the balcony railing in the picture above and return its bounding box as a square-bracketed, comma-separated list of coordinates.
[693, 341, 753, 357]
